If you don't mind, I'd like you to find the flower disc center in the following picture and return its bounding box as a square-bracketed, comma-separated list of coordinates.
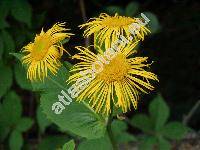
[102, 16, 134, 27]
[98, 54, 130, 83]
[31, 35, 51, 61]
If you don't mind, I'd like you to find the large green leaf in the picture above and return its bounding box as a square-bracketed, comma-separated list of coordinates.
[161, 121, 188, 140]
[78, 134, 112, 150]
[11, 0, 32, 27]
[149, 94, 169, 131]
[30, 65, 68, 92]
[131, 114, 153, 133]
[0, 64, 12, 98]
[9, 130, 23, 150]
[41, 94, 106, 139]
[39, 66, 106, 139]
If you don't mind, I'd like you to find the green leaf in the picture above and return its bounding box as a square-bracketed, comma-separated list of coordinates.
[11, 0, 32, 27]
[14, 62, 32, 90]
[112, 119, 136, 143]
[16, 117, 33, 132]
[158, 137, 171, 150]
[37, 106, 52, 133]
[30, 65, 69, 92]
[1, 30, 15, 54]
[62, 140, 75, 150]
[117, 132, 137, 143]
[111, 120, 127, 134]
[105, 6, 124, 15]
[125, 2, 139, 16]
[78, 134, 112, 150]
[161, 122, 188, 140]
[131, 114, 153, 133]
[38, 135, 68, 150]
[139, 136, 157, 150]
[39, 66, 106, 139]
[0, 91, 22, 126]
[141, 12, 161, 34]
[9, 130, 23, 150]
[41, 94, 106, 139]
[149, 94, 169, 131]
[10, 52, 23, 61]
[0, 64, 12, 98]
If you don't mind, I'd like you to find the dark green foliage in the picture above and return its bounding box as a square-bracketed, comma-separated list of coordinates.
[131, 94, 188, 150]
[111, 120, 137, 144]
[0, 91, 33, 150]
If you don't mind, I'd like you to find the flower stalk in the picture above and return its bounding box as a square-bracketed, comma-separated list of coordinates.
[107, 102, 118, 150]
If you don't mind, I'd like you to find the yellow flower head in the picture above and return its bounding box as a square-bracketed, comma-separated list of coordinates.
[79, 13, 150, 49]
[21, 22, 73, 81]
[68, 42, 158, 115]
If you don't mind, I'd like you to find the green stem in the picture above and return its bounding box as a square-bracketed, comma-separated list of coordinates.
[107, 103, 118, 150]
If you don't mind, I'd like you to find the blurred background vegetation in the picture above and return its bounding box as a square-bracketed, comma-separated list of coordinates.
[0, 0, 199, 149]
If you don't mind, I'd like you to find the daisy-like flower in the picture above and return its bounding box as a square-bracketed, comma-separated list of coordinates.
[79, 13, 150, 49]
[68, 42, 158, 115]
[21, 22, 73, 81]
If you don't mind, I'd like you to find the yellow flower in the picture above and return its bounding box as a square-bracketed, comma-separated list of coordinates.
[21, 22, 73, 81]
[68, 42, 158, 115]
[79, 13, 150, 49]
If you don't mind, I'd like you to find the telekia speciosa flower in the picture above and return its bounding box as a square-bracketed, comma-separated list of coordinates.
[79, 13, 150, 49]
[68, 42, 158, 115]
[21, 22, 73, 81]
